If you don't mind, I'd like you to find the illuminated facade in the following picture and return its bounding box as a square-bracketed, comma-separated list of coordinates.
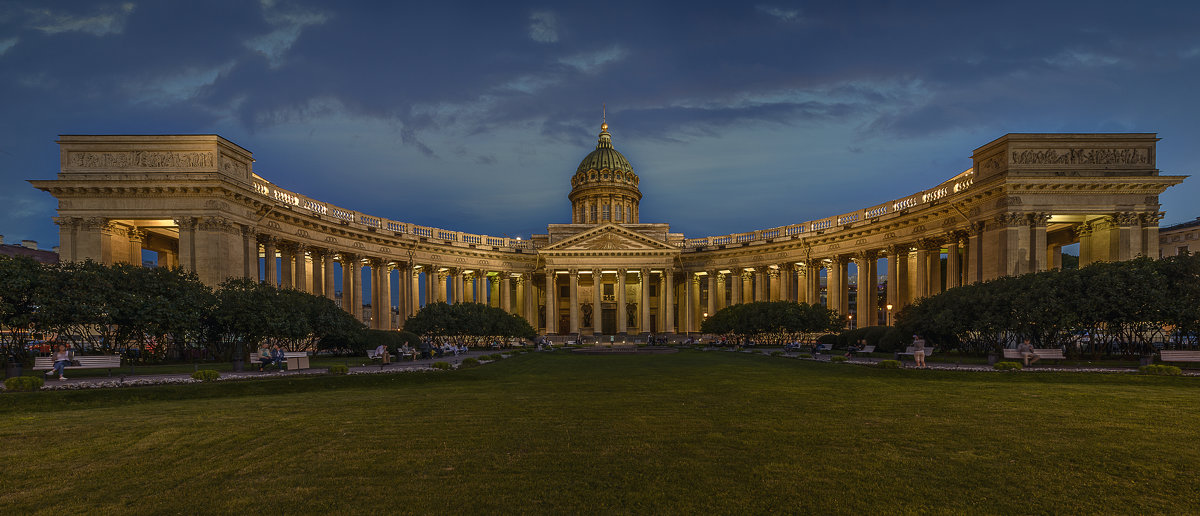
[31, 126, 1184, 335]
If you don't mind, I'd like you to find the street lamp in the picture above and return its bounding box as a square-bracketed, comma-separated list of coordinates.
[886, 303, 893, 326]
[847, 313, 854, 330]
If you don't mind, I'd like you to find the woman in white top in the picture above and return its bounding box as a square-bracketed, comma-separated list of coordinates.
[46, 344, 72, 380]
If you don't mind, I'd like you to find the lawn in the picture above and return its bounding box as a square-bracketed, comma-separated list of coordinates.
[2, 351, 1197, 514]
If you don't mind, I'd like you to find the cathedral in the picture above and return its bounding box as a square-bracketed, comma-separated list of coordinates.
[31, 123, 1183, 337]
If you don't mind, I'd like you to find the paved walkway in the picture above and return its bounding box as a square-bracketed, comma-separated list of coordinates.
[710, 348, 1188, 375]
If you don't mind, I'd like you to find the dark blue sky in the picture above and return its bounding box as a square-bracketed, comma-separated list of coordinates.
[3, 1, 1199, 248]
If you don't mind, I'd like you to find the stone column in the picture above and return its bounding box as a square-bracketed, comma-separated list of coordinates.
[715, 272, 728, 310]
[706, 271, 717, 321]
[742, 271, 753, 304]
[689, 274, 701, 333]
[545, 270, 557, 334]
[754, 269, 766, 302]
[945, 241, 960, 290]
[592, 269, 603, 333]
[794, 264, 807, 304]
[967, 222, 983, 284]
[259, 235, 276, 286]
[664, 270, 676, 333]
[768, 267, 781, 301]
[569, 270, 580, 334]
[1115, 212, 1141, 261]
[294, 245, 308, 293]
[855, 252, 876, 327]
[1143, 212, 1164, 258]
[477, 270, 490, 304]
[642, 269, 652, 334]
[240, 226, 257, 279]
[731, 269, 743, 306]
[339, 254, 354, 313]
[351, 258, 363, 322]
[886, 247, 900, 325]
[806, 261, 821, 306]
[926, 241, 942, 296]
[913, 247, 928, 300]
[501, 274, 512, 312]
[519, 276, 535, 328]
[310, 250, 324, 297]
[617, 268, 628, 334]
[1031, 213, 1050, 272]
[126, 228, 145, 266]
[279, 243, 294, 289]
[828, 258, 844, 315]
[323, 253, 336, 301]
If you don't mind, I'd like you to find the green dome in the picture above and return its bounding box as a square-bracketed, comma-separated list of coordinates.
[576, 123, 633, 174]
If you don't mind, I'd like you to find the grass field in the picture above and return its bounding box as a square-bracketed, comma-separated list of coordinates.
[3, 351, 1198, 514]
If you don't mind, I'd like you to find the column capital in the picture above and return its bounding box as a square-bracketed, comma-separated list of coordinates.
[1142, 211, 1165, 225]
[256, 233, 276, 245]
[172, 217, 197, 231]
[853, 250, 878, 263]
[915, 237, 943, 252]
[767, 267, 780, 278]
[1029, 212, 1052, 227]
[1113, 211, 1141, 227]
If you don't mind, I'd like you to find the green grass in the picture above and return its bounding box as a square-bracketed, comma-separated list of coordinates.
[16, 356, 396, 379]
[3, 351, 1199, 514]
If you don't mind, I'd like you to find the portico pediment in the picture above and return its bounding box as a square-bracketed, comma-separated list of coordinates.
[540, 223, 678, 254]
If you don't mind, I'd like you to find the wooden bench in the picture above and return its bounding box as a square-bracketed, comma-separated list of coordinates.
[249, 351, 310, 370]
[33, 355, 122, 376]
[1159, 350, 1200, 364]
[815, 343, 834, 353]
[1002, 348, 1066, 364]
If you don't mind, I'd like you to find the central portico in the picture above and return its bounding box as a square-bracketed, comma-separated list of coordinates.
[537, 223, 680, 337]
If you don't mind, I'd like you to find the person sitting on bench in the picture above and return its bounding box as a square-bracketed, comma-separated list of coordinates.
[257, 343, 273, 371]
[1017, 339, 1040, 366]
[271, 344, 286, 370]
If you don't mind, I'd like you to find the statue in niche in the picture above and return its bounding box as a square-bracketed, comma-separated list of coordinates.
[626, 303, 638, 327]
[581, 303, 593, 326]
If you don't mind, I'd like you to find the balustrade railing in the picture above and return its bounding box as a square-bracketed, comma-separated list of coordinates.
[249, 166, 976, 252]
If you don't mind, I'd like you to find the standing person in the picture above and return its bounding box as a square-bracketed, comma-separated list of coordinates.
[45, 344, 72, 380]
[912, 334, 927, 368]
[1017, 339, 1040, 366]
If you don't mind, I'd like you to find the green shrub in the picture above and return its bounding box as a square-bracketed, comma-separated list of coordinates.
[829, 355, 848, 363]
[1139, 364, 1182, 376]
[993, 361, 1023, 371]
[488, 354, 503, 360]
[460, 358, 480, 368]
[328, 364, 349, 375]
[770, 351, 784, 357]
[4, 375, 44, 392]
[431, 361, 452, 370]
[191, 369, 220, 382]
[798, 353, 813, 359]
[877, 360, 902, 369]
[817, 333, 838, 345]
[878, 327, 903, 353]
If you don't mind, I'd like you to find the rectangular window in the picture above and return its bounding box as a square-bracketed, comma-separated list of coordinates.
[649, 284, 658, 297]
[591, 206, 598, 223]
[559, 285, 570, 298]
[615, 205, 623, 221]
[602, 204, 611, 221]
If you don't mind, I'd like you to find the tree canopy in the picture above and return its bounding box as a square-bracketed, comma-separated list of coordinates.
[700, 301, 843, 345]
[404, 302, 536, 346]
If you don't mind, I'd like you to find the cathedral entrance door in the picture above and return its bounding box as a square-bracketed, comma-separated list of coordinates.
[601, 307, 617, 334]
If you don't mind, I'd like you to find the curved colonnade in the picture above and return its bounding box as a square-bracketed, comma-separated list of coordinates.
[32, 132, 1184, 336]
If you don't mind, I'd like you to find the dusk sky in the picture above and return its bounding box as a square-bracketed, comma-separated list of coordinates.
[3, 1, 1199, 249]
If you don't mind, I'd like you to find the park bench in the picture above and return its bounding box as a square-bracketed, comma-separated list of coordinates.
[895, 346, 936, 362]
[33, 355, 122, 376]
[858, 345, 876, 354]
[1159, 350, 1200, 365]
[815, 343, 834, 353]
[249, 351, 310, 370]
[1002, 348, 1066, 364]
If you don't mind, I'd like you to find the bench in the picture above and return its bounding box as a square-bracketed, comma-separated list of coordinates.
[249, 351, 310, 370]
[815, 343, 834, 353]
[1159, 350, 1200, 364]
[1002, 348, 1065, 364]
[895, 346, 936, 361]
[33, 355, 122, 376]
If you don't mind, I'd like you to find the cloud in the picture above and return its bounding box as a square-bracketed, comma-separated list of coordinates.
[245, 2, 328, 67]
[756, 5, 800, 22]
[559, 45, 627, 73]
[529, 11, 558, 43]
[25, 2, 135, 36]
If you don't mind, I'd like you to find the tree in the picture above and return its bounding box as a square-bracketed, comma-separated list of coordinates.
[0, 256, 46, 365]
[700, 301, 843, 345]
[404, 302, 535, 346]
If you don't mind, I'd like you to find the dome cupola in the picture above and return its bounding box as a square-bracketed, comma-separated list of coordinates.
[569, 118, 641, 224]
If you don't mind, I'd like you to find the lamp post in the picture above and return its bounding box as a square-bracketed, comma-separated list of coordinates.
[847, 313, 854, 330]
[886, 303, 894, 326]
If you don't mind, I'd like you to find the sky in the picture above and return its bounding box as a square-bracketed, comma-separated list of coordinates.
[2, 1, 1200, 249]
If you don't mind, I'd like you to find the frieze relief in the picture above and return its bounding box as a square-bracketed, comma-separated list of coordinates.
[69, 151, 216, 169]
[1010, 148, 1149, 166]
